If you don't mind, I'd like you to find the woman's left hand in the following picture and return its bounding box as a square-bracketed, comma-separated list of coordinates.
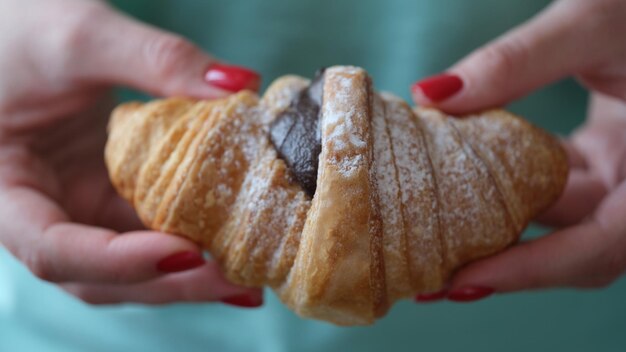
[0, 0, 262, 307]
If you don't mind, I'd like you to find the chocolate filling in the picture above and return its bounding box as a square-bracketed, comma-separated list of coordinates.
[269, 69, 325, 197]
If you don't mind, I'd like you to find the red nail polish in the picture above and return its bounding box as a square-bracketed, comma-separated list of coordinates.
[221, 294, 264, 308]
[415, 289, 448, 303]
[156, 251, 205, 273]
[412, 73, 463, 102]
[205, 63, 261, 92]
[447, 286, 494, 302]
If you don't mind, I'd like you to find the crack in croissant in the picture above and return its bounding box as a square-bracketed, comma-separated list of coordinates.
[105, 66, 568, 325]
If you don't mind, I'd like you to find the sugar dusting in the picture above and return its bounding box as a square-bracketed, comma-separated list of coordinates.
[417, 108, 513, 268]
[371, 94, 414, 298]
[381, 94, 443, 289]
[112, 67, 553, 324]
[321, 67, 368, 177]
[450, 115, 532, 231]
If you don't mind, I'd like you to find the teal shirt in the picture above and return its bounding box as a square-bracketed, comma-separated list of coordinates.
[1, 1, 624, 351]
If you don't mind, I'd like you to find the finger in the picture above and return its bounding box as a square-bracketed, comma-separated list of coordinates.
[65, 3, 260, 98]
[449, 182, 626, 293]
[58, 161, 145, 233]
[42, 224, 207, 284]
[0, 187, 205, 284]
[411, 0, 612, 113]
[560, 138, 587, 171]
[96, 191, 145, 232]
[573, 93, 626, 188]
[536, 138, 604, 226]
[536, 169, 607, 227]
[449, 223, 616, 293]
[586, 92, 626, 127]
[62, 263, 263, 307]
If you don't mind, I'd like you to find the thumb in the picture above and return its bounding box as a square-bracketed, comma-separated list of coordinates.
[448, 222, 612, 295]
[411, 0, 607, 114]
[71, 4, 260, 98]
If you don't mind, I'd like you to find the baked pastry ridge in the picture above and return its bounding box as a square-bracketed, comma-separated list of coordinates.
[105, 66, 568, 325]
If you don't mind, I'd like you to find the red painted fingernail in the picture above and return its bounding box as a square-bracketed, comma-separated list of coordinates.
[447, 286, 495, 302]
[415, 289, 448, 303]
[205, 63, 261, 92]
[156, 251, 205, 273]
[412, 73, 463, 102]
[221, 294, 264, 308]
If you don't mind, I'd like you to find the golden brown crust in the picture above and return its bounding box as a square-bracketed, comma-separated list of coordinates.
[104, 66, 568, 326]
[380, 93, 446, 295]
[447, 110, 568, 232]
[106, 99, 194, 202]
[281, 67, 383, 325]
[416, 108, 517, 273]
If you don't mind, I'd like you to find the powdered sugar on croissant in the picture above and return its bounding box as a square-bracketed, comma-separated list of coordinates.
[105, 66, 568, 325]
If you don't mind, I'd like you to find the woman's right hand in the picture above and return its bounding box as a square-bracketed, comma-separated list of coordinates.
[0, 0, 263, 307]
[412, 0, 626, 301]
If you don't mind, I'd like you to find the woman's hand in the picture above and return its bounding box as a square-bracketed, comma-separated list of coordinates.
[0, 0, 262, 307]
[412, 0, 626, 302]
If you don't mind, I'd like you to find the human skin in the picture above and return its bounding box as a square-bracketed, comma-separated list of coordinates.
[412, 0, 626, 301]
[2, 0, 624, 308]
[0, 0, 262, 307]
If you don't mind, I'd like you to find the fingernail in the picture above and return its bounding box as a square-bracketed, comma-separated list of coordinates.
[221, 294, 264, 308]
[412, 73, 463, 102]
[156, 251, 205, 273]
[204, 63, 261, 92]
[447, 286, 495, 302]
[415, 289, 448, 303]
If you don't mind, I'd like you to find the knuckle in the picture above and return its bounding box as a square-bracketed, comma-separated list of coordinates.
[594, 219, 626, 287]
[66, 286, 103, 305]
[477, 38, 527, 79]
[600, 251, 626, 286]
[180, 283, 204, 302]
[144, 34, 196, 80]
[107, 270, 133, 285]
[582, 0, 622, 20]
[49, 2, 112, 76]
[584, 274, 617, 289]
[582, 241, 626, 289]
[565, 0, 625, 54]
[23, 251, 58, 283]
[56, 3, 110, 58]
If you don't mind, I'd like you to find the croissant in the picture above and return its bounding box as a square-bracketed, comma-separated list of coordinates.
[105, 66, 568, 325]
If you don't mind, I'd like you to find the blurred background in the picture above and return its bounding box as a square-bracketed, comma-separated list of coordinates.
[1, 0, 625, 351]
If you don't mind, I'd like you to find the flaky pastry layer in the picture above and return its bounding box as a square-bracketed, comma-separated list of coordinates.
[105, 66, 568, 325]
